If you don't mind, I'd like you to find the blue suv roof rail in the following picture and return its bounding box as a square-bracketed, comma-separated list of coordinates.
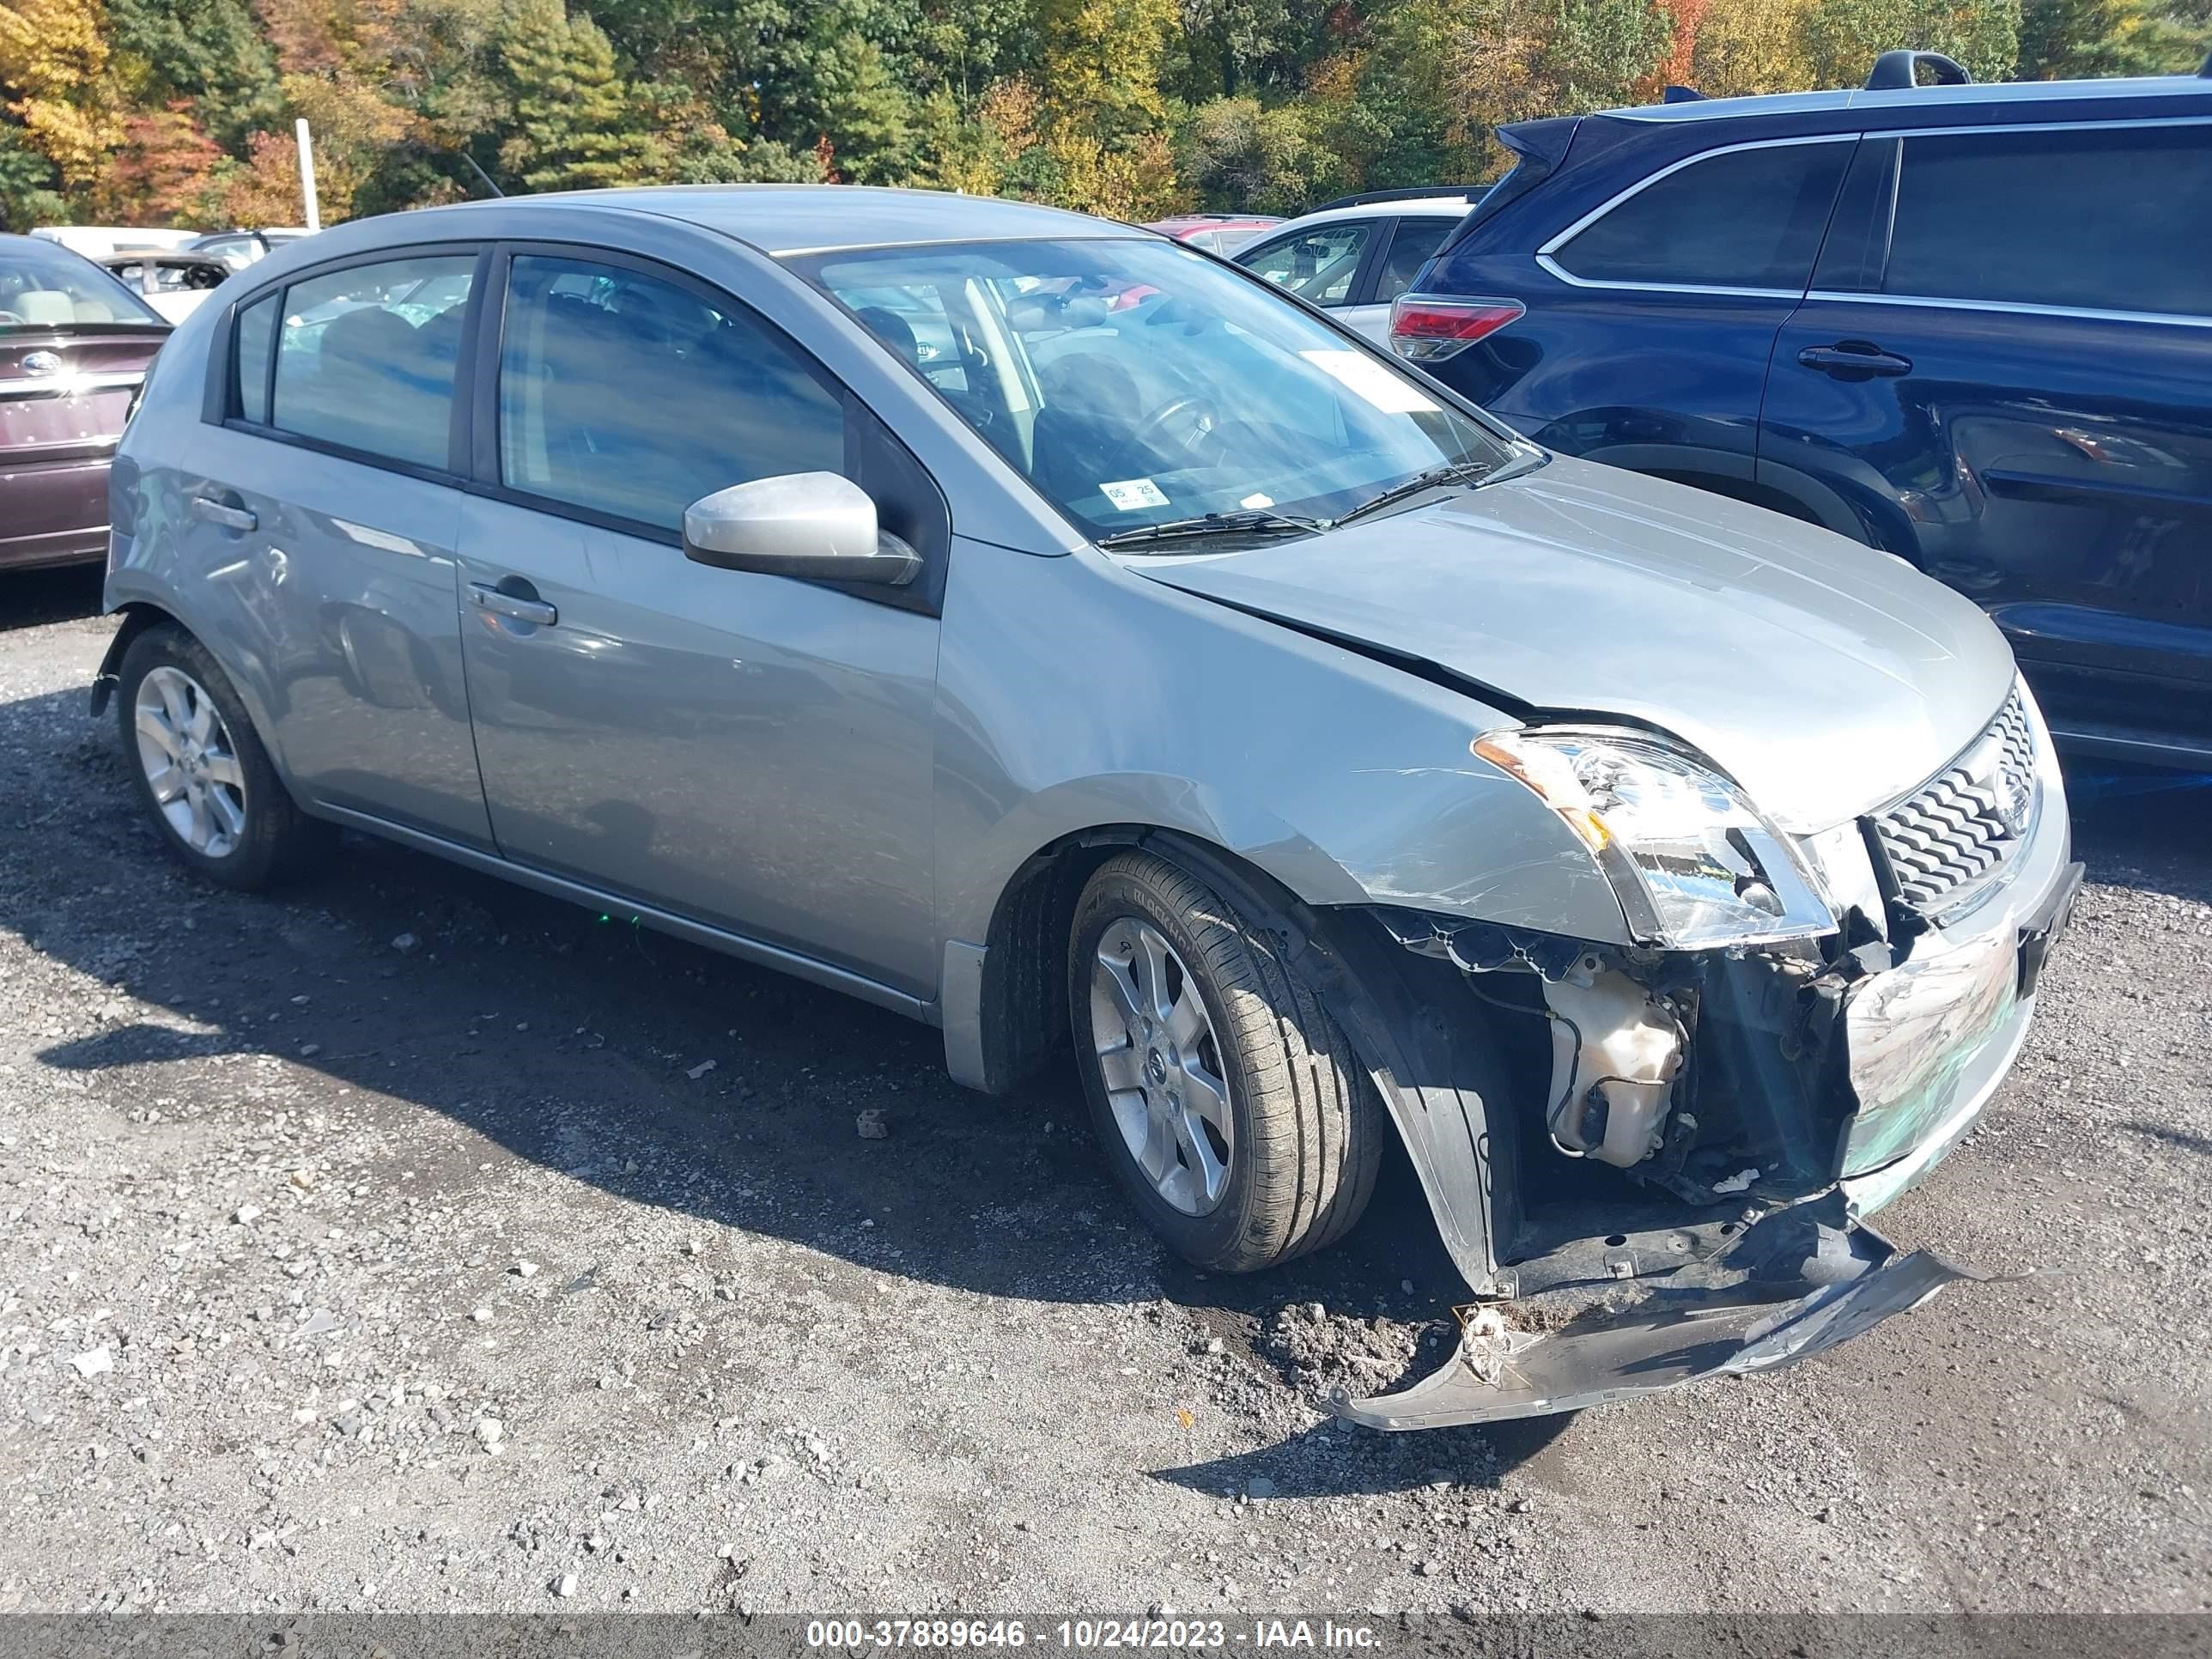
[1864, 50, 1973, 88]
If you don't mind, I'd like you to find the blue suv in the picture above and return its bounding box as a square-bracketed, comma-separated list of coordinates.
[1394, 54, 2212, 768]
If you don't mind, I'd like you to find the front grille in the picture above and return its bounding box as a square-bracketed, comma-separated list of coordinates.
[1873, 685, 2039, 911]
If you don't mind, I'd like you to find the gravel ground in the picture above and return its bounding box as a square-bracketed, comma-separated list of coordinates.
[3, 567, 2209, 1618]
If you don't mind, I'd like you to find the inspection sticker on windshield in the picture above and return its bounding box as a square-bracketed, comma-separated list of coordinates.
[1299, 349, 1440, 415]
[1100, 477, 1171, 511]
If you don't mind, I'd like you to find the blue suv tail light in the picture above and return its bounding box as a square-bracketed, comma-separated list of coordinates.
[1389, 295, 1524, 362]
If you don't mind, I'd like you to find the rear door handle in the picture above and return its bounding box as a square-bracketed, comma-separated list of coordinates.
[1797, 343, 1913, 378]
[468, 581, 558, 628]
[190, 495, 257, 532]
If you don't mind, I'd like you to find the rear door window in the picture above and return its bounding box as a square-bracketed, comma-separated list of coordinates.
[495, 252, 847, 532]
[1882, 125, 2212, 318]
[1375, 216, 1463, 304]
[270, 255, 476, 470]
[1240, 222, 1376, 306]
[1550, 141, 1852, 292]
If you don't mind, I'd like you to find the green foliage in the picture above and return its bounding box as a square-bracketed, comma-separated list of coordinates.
[497, 0, 659, 190]
[0, 118, 67, 226]
[2019, 0, 2209, 72]
[1293, 0, 1673, 195]
[106, 0, 278, 145]
[787, 25, 915, 182]
[1802, 0, 2022, 84]
[1176, 93, 1344, 211]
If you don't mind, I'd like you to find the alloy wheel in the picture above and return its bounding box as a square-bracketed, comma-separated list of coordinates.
[1089, 917, 1234, 1216]
[133, 665, 248, 860]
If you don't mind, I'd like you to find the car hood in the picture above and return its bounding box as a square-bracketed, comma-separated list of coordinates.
[1129, 455, 2016, 834]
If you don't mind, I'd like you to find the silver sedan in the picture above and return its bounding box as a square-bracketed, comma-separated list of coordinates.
[99, 186, 2080, 1426]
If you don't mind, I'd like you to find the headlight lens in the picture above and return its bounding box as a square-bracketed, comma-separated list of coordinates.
[1474, 727, 1835, 947]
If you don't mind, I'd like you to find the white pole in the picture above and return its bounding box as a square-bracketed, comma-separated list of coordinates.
[295, 118, 322, 231]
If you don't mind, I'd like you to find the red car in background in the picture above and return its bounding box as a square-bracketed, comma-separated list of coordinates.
[1142, 213, 1283, 255]
[3, 234, 171, 572]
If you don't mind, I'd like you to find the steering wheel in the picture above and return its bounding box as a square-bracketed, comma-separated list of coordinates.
[0, 310, 25, 325]
[1133, 394, 1223, 465]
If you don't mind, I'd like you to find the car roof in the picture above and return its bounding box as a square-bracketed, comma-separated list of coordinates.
[1150, 214, 1280, 229]
[480, 185, 1140, 256]
[1256, 198, 1477, 237]
[101, 249, 228, 264]
[1597, 71, 2211, 125]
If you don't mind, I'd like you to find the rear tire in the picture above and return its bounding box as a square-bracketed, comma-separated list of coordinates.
[116, 623, 329, 890]
[1069, 849, 1382, 1273]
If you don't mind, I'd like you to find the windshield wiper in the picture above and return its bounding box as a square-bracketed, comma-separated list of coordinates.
[1097, 507, 1326, 549]
[1330, 459, 1499, 528]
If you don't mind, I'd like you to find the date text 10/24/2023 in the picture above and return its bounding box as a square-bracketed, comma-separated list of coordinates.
[805, 1620, 1385, 1650]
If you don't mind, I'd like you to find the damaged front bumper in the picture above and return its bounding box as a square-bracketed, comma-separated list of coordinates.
[1332, 713, 2081, 1429]
[1339, 1206, 2001, 1429]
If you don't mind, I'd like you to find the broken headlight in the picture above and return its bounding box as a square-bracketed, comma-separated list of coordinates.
[1474, 727, 1834, 948]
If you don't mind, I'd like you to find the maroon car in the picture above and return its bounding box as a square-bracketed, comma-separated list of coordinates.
[3, 234, 171, 571]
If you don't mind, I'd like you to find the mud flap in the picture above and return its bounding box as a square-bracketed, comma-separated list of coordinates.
[1338, 1230, 1999, 1430]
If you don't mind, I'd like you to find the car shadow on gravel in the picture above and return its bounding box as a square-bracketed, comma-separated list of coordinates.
[0, 565, 105, 633]
[8, 680, 2203, 1494]
[5, 679, 1554, 1490]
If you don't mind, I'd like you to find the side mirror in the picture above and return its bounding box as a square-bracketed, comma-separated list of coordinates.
[681, 471, 921, 586]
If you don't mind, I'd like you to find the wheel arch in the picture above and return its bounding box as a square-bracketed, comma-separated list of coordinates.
[88, 600, 185, 717]
[91, 597, 307, 814]
[943, 822, 1517, 1294]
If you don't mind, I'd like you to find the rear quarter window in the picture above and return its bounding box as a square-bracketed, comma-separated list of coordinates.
[233, 294, 277, 424]
[1549, 140, 1853, 292]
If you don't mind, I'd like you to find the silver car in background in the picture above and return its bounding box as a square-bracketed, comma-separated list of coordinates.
[99, 187, 2081, 1427]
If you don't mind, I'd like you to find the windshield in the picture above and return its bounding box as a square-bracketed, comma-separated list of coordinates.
[2, 239, 167, 330]
[791, 237, 1518, 543]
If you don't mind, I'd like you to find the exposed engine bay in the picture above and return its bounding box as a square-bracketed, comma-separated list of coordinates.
[1328, 849, 2078, 1427]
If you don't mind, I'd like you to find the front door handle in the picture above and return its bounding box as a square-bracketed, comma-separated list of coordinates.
[1797, 342, 1913, 378]
[190, 495, 258, 532]
[468, 581, 558, 628]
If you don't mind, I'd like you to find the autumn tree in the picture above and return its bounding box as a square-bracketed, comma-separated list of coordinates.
[1651, 0, 1708, 84]
[90, 100, 226, 220]
[1690, 0, 1817, 92]
[107, 0, 279, 148]
[1024, 0, 1184, 215]
[0, 0, 125, 196]
[1298, 0, 1670, 195]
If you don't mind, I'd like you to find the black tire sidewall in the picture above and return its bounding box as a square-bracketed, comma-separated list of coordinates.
[1069, 866, 1267, 1271]
[115, 627, 291, 890]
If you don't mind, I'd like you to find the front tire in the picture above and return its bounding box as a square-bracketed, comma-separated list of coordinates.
[1069, 850, 1382, 1273]
[116, 624, 328, 890]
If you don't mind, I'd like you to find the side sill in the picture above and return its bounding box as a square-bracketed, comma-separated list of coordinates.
[316, 805, 933, 1024]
